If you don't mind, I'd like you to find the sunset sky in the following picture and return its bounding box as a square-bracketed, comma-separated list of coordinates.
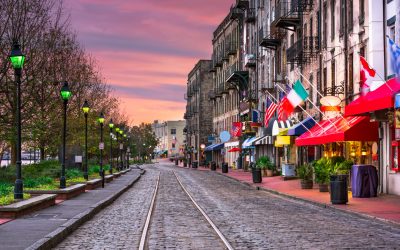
[66, 0, 234, 125]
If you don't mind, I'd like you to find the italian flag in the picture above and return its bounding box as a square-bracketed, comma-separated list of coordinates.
[283, 80, 309, 115]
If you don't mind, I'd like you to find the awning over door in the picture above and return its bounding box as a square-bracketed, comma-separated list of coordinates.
[288, 117, 316, 136]
[204, 143, 224, 152]
[295, 116, 379, 146]
[242, 137, 257, 148]
[345, 78, 400, 116]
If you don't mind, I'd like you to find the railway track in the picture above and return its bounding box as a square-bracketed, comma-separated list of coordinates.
[139, 170, 233, 250]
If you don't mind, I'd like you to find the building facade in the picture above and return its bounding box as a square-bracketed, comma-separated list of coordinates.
[152, 120, 186, 158]
[184, 60, 214, 162]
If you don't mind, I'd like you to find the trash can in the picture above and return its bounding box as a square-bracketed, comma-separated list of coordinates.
[183, 162, 187, 167]
[222, 163, 228, 173]
[330, 175, 348, 204]
[252, 164, 262, 183]
[192, 161, 198, 169]
[211, 161, 216, 171]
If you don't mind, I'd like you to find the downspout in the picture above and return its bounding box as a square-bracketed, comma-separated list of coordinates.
[382, 0, 388, 194]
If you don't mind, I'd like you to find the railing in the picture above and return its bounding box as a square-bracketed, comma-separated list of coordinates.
[225, 42, 238, 55]
[245, 8, 256, 22]
[273, 0, 313, 23]
[287, 36, 319, 63]
[303, 36, 319, 51]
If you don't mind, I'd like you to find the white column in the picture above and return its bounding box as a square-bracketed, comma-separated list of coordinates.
[368, 0, 384, 89]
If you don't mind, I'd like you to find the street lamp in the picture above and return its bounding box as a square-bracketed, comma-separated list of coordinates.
[98, 113, 105, 188]
[119, 129, 124, 169]
[10, 41, 25, 199]
[82, 100, 90, 180]
[109, 119, 114, 174]
[60, 81, 72, 188]
[115, 128, 120, 170]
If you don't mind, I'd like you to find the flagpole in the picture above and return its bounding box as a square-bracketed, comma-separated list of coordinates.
[264, 90, 320, 134]
[274, 83, 335, 128]
[294, 68, 349, 128]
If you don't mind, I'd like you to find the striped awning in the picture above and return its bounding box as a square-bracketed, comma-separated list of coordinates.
[272, 120, 294, 136]
[255, 135, 273, 145]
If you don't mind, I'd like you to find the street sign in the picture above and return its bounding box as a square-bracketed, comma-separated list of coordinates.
[99, 143, 104, 150]
[120, 143, 123, 150]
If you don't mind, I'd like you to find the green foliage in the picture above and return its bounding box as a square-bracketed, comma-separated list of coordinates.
[88, 165, 100, 175]
[297, 163, 313, 180]
[0, 182, 13, 196]
[256, 156, 275, 170]
[313, 158, 331, 184]
[0, 160, 60, 184]
[24, 177, 54, 188]
[66, 168, 82, 179]
[331, 159, 353, 175]
[0, 193, 30, 206]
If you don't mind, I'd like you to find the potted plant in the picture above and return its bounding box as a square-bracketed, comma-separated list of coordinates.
[256, 156, 270, 177]
[266, 163, 276, 177]
[251, 162, 262, 183]
[330, 158, 353, 204]
[313, 158, 331, 192]
[297, 163, 313, 189]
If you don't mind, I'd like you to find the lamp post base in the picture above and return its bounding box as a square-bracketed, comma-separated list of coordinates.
[14, 179, 23, 199]
[60, 176, 66, 189]
[84, 173, 88, 181]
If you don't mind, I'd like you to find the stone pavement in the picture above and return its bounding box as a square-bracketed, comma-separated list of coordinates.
[0, 168, 143, 250]
[171, 158, 400, 226]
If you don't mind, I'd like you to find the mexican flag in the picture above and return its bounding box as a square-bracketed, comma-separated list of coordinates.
[283, 80, 308, 114]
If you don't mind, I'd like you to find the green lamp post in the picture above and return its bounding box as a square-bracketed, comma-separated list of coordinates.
[109, 119, 114, 174]
[10, 41, 25, 199]
[82, 100, 90, 180]
[60, 81, 72, 188]
[98, 113, 105, 188]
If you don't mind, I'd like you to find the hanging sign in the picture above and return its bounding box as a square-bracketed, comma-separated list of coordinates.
[99, 143, 104, 150]
[220, 131, 231, 143]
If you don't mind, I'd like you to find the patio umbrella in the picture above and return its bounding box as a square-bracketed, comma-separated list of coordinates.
[228, 147, 241, 152]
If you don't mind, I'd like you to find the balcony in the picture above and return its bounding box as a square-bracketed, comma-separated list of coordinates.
[245, 8, 256, 23]
[187, 89, 193, 98]
[244, 54, 256, 68]
[234, 0, 249, 9]
[286, 36, 319, 65]
[215, 85, 224, 98]
[226, 42, 238, 55]
[272, 0, 313, 31]
[230, 7, 244, 20]
[259, 27, 285, 50]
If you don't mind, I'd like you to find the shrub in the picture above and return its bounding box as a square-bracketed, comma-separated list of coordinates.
[24, 177, 54, 188]
[0, 193, 30, 206]
[66, 168, 82, 179]
[298, 163, 313, 181]
[88, 165, 100, 175]
[0, 182, 13, 196]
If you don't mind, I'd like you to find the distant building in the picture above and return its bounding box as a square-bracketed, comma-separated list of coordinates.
[184, 60, 213, 162]
[152, 120, 186, 157]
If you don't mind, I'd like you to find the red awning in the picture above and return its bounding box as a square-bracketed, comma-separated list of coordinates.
[228, 147, 241, 152]
[295, 116, 379, 146]
[345, 78, 400, 117]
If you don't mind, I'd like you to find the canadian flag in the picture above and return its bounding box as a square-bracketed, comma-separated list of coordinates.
[360, 56, 376, 95]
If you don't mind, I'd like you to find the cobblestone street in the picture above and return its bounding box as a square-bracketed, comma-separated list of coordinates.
[55, 163, 400, 249]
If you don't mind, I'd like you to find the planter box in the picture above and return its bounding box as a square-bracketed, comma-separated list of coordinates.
[26, 184, 87, 200]
[86, 179, 102, 190]
[0, 194, 57, 219]
[105, 175, 114, 183]
[113, 172, 121, 178]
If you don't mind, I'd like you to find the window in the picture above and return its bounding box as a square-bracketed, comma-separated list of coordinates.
[360, 46, 365, 57]
[389, 25, 395, 40]
[359, 0, 365, 24]
[331, 0, 335, 41]
[349, 53, 354, 100]
[323, 67, 327, 95]
[171, 129, 176, 135]
[340, 0, 345, 35]
[331, 60, 336, 94]
[348, 0, 353, 30]
[172, 143, 176, 149]
[308, 74, 314, 109]
[323, 3, 327, 47]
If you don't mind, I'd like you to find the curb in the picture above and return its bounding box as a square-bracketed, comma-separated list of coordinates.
[27, 170, 146, 250]
[213, 171, 400, 228]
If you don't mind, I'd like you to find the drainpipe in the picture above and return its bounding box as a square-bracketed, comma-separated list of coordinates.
[380, 0, 387, 194]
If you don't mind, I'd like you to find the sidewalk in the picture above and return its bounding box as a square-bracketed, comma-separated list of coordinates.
[170, 159, 400, 226]
[0, 168, 144, 250]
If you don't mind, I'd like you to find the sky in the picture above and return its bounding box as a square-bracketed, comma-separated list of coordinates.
[65, 0, 234, 125]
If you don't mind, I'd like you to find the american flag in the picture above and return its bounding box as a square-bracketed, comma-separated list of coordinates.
[231, 122, 242, 137]
[277, 87, 288, 121]
[264, 101, 278, 127]
[388, 37, 400, 77]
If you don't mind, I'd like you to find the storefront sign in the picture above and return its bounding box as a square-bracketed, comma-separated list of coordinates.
[276, 136, 291, 146]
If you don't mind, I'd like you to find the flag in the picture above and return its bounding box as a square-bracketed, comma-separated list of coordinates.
[252, 110, 260, 122]
[360, 56, 376, 95]
[388, 36, 400, 77]
[231, 122, 242, 137]
[286, 80, 309, 108]
[264, 101, 277, 127]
